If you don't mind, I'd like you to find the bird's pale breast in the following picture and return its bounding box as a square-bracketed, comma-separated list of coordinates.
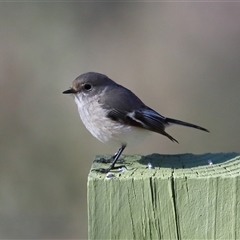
[74, 94, 150, 147]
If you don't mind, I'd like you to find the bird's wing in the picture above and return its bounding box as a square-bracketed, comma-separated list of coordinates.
[106, 107, 178, 143]
[99, 85, 179, 143]
[128, 108, 167, 131]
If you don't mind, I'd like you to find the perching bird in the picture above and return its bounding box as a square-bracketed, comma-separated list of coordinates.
[63, 72, 209, 173]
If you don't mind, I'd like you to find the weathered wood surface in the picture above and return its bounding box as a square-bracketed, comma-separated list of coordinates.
[88, 153, 240, 240]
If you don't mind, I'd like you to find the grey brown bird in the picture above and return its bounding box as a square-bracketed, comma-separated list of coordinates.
[63, 72, 209, 173]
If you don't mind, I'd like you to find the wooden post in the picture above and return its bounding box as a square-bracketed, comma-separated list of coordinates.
[88, 153, 240, 239]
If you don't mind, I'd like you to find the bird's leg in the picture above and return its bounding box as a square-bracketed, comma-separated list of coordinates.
[94, 149, 124, 164]
[93, 145, 126, 173]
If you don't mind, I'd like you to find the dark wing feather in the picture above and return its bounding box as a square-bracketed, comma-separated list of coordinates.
[99, 84, 178, 143]
[131, 108, 179, 143]
[106, 107, 179, 143]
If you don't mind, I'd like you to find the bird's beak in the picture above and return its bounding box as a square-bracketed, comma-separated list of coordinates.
[62, 88, 76, 94]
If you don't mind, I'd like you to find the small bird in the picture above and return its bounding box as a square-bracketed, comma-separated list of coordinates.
[63, 72, 209, 173]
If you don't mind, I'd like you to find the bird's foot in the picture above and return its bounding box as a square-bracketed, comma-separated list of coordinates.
[92, 165, 127, 173]
[94, 157, 124, 164]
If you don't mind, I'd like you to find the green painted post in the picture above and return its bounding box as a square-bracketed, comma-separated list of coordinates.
[88, 153, 240, 240]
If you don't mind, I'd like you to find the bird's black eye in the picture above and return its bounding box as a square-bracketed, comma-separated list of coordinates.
[83, 83, 92, 91]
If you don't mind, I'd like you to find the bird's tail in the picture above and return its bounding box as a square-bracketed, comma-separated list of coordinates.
[166, 117, 209, 133]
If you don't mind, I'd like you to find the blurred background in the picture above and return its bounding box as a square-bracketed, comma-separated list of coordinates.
[1, 2, 240, 239]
